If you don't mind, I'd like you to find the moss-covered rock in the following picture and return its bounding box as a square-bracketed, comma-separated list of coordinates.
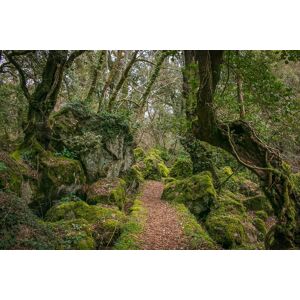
[49, 102, 134, 181]
[0, 151, 23, 194]
[205, 213, 247, 249]
[162, 172, 217, 219]
[205, 191, 263, 249]
[32, 151, 86, 214]
[45, 200, 127, 249]
[86, 178, 127, 209]
[169, 157, 193, 179]
[48, 219, 96, 250]
[114, 199, 147, 250]
[255, 210, 268, 221]
[0, 191, 56, 249]
[243, 195, 273, 215]
[172, 203, 218, 249]
[252, 217, 267, 241]
[142, 150, 170, 180]
[123, 164, 144, 191]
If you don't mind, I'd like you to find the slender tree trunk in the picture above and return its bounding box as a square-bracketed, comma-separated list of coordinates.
[138, 51, 170, 117]
[184, 50, 300, 249]
[235, 51, 246, 119]
[86, 50, 105, 102]
[107, 50, 138, 111]
[98, 51, 123, 112]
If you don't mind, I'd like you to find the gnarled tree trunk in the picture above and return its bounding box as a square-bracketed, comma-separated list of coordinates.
[183, 50, 300, 249]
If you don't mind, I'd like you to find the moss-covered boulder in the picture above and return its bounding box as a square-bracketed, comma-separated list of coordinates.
[86, 178, 127, 209]
[243, 195, 273, 215]
[205, 191, 263, 249]
[45, 200, 127, 249]
[49, 102, 134, 181]
[123, 164, 144, 191]
[162, 171, 217, 219]
[48, 219, 96, 250]
[173, 203, 218, 249]
[34, 152, 86, 214]
[114, 199, 147, 250]
[0, 191, 55, 249]
[169, 157, 193, 179]
[142, 150, 169, 180]
[0, 151, 23, 194]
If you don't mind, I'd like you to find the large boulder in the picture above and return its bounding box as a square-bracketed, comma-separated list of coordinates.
[205, 190, 265, 249]
[141, 149, 169, 180]
[86, 178, 127, 209]
[49, 102, 134, 182]
[162, 171, 217, 219]
[45, 200, 127, 249]
[32, 151, 86, 214]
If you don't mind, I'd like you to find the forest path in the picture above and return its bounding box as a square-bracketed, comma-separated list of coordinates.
[138, 180, 188, 250]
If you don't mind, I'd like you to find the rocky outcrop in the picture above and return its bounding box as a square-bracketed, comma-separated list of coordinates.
[49, 102, 134, 182]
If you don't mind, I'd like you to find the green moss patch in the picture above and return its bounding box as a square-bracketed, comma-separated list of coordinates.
[114, 199, 147, 250]
[162, 171, 217, 219]
[243, 195, 273, 214]
[45, 200, 127, 249]
[169, 157, 193, 179]
[173, 203, 218, 249]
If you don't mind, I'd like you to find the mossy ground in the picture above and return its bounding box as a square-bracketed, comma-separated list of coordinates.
[114, 198, 147, 249]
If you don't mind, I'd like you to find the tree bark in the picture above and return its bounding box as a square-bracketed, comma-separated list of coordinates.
[107, 50, 138, 111]
[235, 50, 246, 119]
[184, 50, 300, 249]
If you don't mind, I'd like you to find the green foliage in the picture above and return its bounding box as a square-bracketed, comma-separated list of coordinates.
[133, 147, 145, 161]
[54, 147, 78, 159]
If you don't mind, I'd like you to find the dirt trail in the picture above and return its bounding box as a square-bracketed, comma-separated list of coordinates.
[139, 180, 188, 250]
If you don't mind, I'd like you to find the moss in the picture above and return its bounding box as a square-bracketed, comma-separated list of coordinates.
[169, 157, 193, 179]
[114, 199, 147, 250]
[48, 219, 96, 250]
[133, 147, 145, 161]
[142, 151, 169, 180]
[162, 172, 217, 219]
[253, 217, 267, 235]
[123, 164, 144, 191]
[0, 151, 25, 194]
[243, 195, 273, 214]
[256, 210, 268, 221]
[45, 200, 127, 249]
[86, 178, 127, 210]
[205, 214, 247, 249]
[173, 203, 218, 249]
[0, 191, 56, 249]
[204, 190, 265, 249]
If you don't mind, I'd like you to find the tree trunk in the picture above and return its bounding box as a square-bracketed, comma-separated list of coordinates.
[235, 50, 246, 119]
[184, 50, 300, 249]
